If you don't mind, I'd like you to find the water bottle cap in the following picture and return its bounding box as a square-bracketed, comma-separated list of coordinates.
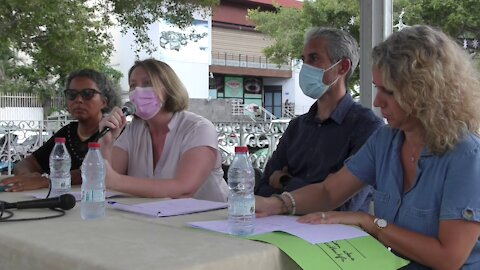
[54, 137, 66, 143]
[234, 146, 249, 153]
[88, 142, 101, 148]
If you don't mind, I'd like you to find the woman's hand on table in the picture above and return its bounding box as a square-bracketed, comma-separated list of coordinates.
[0, 173, 49, 192]
[298, 211, 376, 233]
[255, 195, 285, 217]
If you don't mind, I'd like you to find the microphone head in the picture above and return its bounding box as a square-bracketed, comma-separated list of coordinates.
[122, 101, 136, 116]
[59, 194, 76, 210]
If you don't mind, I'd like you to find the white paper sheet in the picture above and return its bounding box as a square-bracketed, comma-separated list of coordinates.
[189, 215, 368, 244]
[108, 198, 227, 217]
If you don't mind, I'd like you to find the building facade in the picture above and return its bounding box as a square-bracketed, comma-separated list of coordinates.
[210, 0, 308, 118]
[109, 0, 311, 120]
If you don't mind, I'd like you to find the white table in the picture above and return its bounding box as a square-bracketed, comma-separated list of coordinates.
[0, 189, 300, 270]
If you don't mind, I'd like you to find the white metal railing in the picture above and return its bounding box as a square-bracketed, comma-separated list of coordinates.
[0, 119, 290, 175]
[231, 101, 278, 122]
[211, 51, 292, 71]
[216, 121, 289, 170]
[283, 105, 296, 118]
[0, 93, 42, 107]
[0, 119, 68, 175]
[255, 106, 277, 122]
[0, 93, 65, 108]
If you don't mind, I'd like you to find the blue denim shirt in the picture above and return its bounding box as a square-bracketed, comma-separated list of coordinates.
[346, 126, 480, 269]
[257, 93, 384, 212]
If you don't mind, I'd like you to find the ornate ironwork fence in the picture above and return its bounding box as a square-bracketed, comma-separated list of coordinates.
[0, 119, 289, 176]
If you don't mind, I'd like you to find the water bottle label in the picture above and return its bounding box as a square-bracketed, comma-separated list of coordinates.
[82, 189, 106, 202]
[228, 198, 255, 215]
[51, 178, 71, 189]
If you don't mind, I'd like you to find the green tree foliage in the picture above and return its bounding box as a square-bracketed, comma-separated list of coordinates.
[1, 1, 115, 94]
[248, 0, 360, 91]
[248, 0, 359, 65]
[248, 0, 480, 94]
[396, 0, 480, 37]
[395, 0, 480, 59]
[248, 6, 308, 65]
[0, 0, 218, 114]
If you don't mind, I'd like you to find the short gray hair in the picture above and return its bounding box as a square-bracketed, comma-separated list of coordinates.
[304, 27, 359, 83]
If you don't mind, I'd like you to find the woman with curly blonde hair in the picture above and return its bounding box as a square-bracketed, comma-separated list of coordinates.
[372, 25, 480, 154]
[256, 25, 480, 269]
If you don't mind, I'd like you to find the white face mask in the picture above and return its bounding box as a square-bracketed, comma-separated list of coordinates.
[299, 60, 341, 99]
[129, 87, 162, 120]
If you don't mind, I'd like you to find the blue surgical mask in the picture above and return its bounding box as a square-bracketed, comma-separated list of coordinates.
[299, 61, 341, 99]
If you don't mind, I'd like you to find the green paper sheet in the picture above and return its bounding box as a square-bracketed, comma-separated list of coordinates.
[248, 232, 409, 270]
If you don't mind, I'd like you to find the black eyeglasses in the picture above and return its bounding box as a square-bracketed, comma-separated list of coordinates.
[64, 88, 102, 101]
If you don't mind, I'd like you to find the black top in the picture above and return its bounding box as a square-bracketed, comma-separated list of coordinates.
[32, 122, 99, 174]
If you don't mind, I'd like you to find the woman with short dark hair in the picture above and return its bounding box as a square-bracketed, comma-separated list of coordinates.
[2, 68, 120, 191]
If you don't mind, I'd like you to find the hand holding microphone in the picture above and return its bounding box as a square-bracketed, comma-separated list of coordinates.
[96, 102, 136, 141]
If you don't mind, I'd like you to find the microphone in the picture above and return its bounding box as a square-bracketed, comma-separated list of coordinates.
[2, 194, 76, 210]
[119, 101, 136, 116]
[97, 101, 136, 140]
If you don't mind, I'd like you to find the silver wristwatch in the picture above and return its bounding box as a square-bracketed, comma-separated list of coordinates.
[374, 218, 388, 229]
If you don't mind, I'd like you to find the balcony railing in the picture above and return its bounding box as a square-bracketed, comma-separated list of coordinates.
[211, 51, 291, 71]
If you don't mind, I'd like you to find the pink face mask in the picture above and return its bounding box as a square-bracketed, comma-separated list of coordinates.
[129, 87, 162, 120]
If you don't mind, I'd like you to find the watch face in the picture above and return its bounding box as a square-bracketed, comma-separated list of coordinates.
[376, 219, 388, 228]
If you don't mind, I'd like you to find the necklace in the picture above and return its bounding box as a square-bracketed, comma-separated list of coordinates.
[408, 146, 416, 163]
[77, 131, 90, 141]
[410, 153, 416, 163]
[67, 123, 98, 162]
[77, 126, 96, 141]
[406, 143, 422, 163]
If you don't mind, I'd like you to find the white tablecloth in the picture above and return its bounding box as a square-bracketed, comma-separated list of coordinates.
[0, 188, 300, 270]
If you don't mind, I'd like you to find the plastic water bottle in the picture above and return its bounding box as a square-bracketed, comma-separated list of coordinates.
[227, 146, 255, 236]
[81, 142, 106, 220]
[49, 137, 71, 197]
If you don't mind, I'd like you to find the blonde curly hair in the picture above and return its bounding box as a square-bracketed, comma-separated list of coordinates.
[372, 25, 480, 154]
